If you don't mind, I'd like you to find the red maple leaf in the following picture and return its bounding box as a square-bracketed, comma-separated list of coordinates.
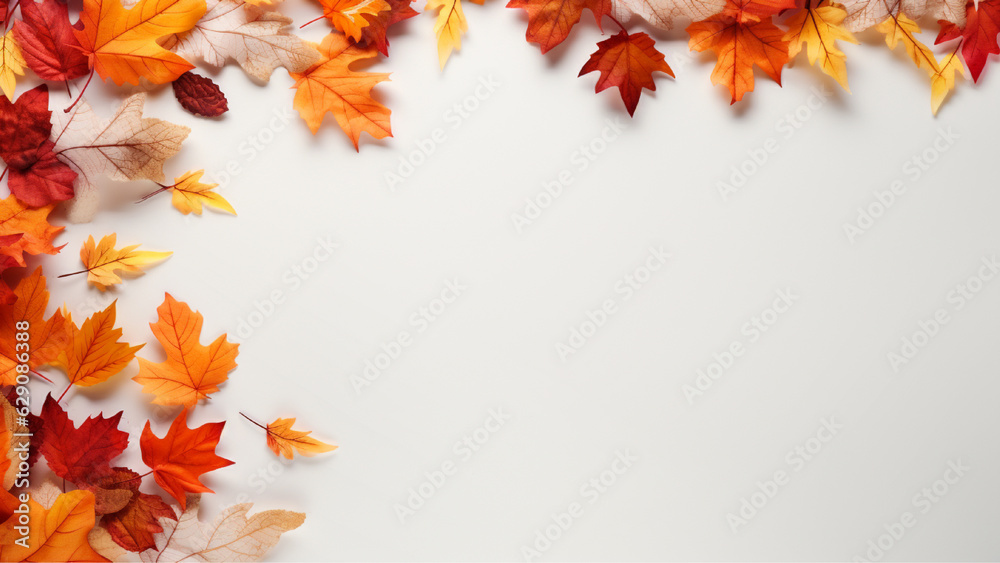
[38, 394, 129, 484]
[507, 0, 611, 54]
[0, 86, 77, 206]
[13, 0, 90, 82]
[579, 31, 674, 116]
[359, 0, 418, 56]
[937, 0, 1000, 82]
[140, 409, 234, 509]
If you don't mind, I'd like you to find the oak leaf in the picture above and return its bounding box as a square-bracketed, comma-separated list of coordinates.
[140, 410, 234, 509]
[167, 0, 321, 81]
[0, 268, 70, 384]
[261, 416, 337, 459]
[0, 30, 25, 101]
[579, 31, 673, 116]
[13, 0, 90, 82]
[56, 300, 144, 388]
[291, 33, 391, 150]
[74, 0, 206, 85]
[937, 0, 1000, 82]
[69, 233, 172, 290]
[38, 394, 129, 484]
[52, 94, 190, 223]
[133, 293, 239, 408]
[507, 0, 611, 53]
[0, 489, 108, 562]
[783, 0, 858, 90]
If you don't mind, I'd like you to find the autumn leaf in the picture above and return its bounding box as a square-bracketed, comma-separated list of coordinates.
[55, 301, 144, 391]
[164, 170, 236, 216]
[0, 268, 70, 384]
[359, 0, 419, 55]
[427, 0, 470, 68]
[13, 0, 91, 82]
[842, 0, 965, 31]
[937, 0, 1000, 82]
[166, 0, 321, 82]
[579, 31, 673, 116]
[687, 1, 790, 103]
[0, 195, 63, 266]
[63, 233, 172, 290]
[74, 0, 207, 85]
[172, 71, 229, 118]
[0, 30, 25, 101]
[875, 13, 960, 112]
[133, 293, 239, 408]
[930, 50, 964, 114]
[96, 470, 176, 553]
[507, 0, 610, 53]
[242, 413, 337, 459]
[315, 0, 391, 42]
[140, 410, 235, 509]
[612, 0, 726, 29]
[0, 394, 28, 489]
[783, 0, 858, 91]
[291, 33, 392, 150]
[91, 494, 303, 562]
[38, 394, 129, 484]
[52, 94, 190, 223]
[0, 489, 108, 562]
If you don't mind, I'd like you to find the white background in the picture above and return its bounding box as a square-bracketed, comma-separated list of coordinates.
[28, 1, 1000, 560]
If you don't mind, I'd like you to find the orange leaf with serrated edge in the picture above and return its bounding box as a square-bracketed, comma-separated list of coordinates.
[315, 0, 391, 42]
[0, 490, 108, 562]
[74, 0, 206, 85]
[73, 233, 172, 290]
[507, 0, 610, 53]
[579, 31, 673, 116]
[140, 410, 234, 509]
[263, 417, 337, 459]
[0, 267, 70, 384]
[291, 33, 391, 150]
[0, 195, 63, 266]
[687, 2, 789, 103]
[56, 301, 144, 388]
[133, 293, 238, 408]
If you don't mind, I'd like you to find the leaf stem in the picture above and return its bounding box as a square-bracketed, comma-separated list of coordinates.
[56, 384, 71, 403]
[135, 183, 173, 204]
[57, 268, 91, 278]
[64, 68, 95, 114]
[239, 412, 267, 430]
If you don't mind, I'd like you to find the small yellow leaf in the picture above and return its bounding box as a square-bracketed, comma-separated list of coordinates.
[170, 170, 236, 216]
[931, 51, 964, 115]
[876, 14, 939, 75]
[784, 1, 858, 91]
[76, 233, 172, 290]
[264, 417, 337, 459]
[427, 0, 467, 69]
[0, 30, 26, 101]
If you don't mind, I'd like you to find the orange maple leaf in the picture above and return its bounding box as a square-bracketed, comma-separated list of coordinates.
[291, 33, 392, 150]
[133, 293, 239, 408]
[0, 194, 63, 266]
[0, 490, 108, 562]
[0, 267, 70, 385]
[56, 301, 144, 393]
[74, 0, 207, 85]
[579, 31, 673, 116]
[506, 0, 611, 53]
[242, 414, 338, 459]
[687, 2, 790, 103]
[314, 0, 391, 42]
[140, 410, 234, 509]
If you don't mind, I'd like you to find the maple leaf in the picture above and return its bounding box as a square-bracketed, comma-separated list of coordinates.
[38, 394, 129, 484]
[173, 72, 229, 118]
[91, 495, 304, 562]
[937, 0, 1000, 82]
[611, 0, 727, 29]
[783, 0, 858, 91]
[0, 267, 70, 384]
[0, 85, 78, 207]
[930, 50, 964, 114]
[140, 410, 235, 509]
[687, 2, 790, 103]
[52, 94, 190, 223]
[507, 0, 611, 53]
[74, 0, 206, 85]
[159, 170, 236, 216]
[133, 293, 239, 408]
[0, 489, 108, 562]
[55, 300, 144, 391]
[842, 0, 965, 31]
[0, 394, 29, 489]
[166, 0, 321, 82]
[0, 30, 25, 101]
[359, 0, 419, 55]
[13, 0, 91, 82]
[241, 413, 338, 459]
[98, 472, 176, 553]
[0, 195, 64, 266]
[427, 0, 474, 68]
[291, 33, 392, 150]
[63, 233, 172, 290]
[579, 30, 673, 116]
[315, 0, 392, 42]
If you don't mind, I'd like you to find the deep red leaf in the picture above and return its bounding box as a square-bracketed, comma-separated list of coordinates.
[580, 31, 674, 116]
[38, 394, 129, 485]
[359, 0, 418, 56]
[13, 0, 90, 82]
[7, 140, 77, 206]
[102, 490, 176, 552]
[0, 85, 52, 170]
[937, 0, 1000, 82]
[172, 71, 228, 118]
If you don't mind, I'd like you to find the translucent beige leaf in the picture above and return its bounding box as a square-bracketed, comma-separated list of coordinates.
[612, 0, 726, 30]
[841, 0, 965, 31]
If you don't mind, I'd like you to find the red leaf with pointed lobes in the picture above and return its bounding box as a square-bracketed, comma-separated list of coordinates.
[937, 0, 1000, 82]
[102, 485, 177, 552]
[38, 394, 129, 485]
[579, 31, 674, 116]
[13, 0, 90, 82]
[172, 71, 229, 118]
[359, 0, 419, 56]
[7, 140, 77, 206]
[507, 0, 611, 53]
[0, 85, 76, 206]
[140, 409, 234, 509]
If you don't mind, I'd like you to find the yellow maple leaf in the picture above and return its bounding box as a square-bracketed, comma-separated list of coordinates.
[138, 170, 236, 215]
[133, 293, 239, 408]
[427, 0, 469, 69]
[784, 1, 858, 91]
[55, 301, 144, 392]
[74, 0, 207, 85]
[876, 14, 939, 75]
[64, 233, 172, 290]
[291, 33, 392, 150]
[0, 30, 26, 101]
[245, 415, 338, 459]
[931, 51, 964, 115]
